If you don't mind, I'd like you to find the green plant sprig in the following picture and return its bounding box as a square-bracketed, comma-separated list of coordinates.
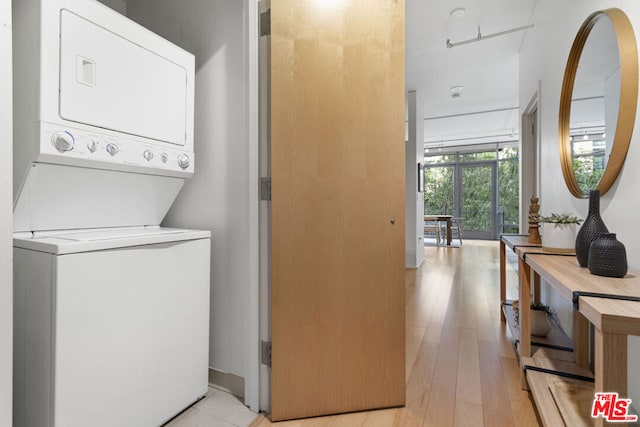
[513, 302, 558, 325]
[530, 302, 556, 317]
[534, 212, 582, 225]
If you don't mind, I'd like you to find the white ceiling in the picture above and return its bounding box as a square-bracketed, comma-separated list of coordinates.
[406, 0, 538, 148]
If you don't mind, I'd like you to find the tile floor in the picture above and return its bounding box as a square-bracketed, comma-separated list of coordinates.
[164, 386, 257, 427]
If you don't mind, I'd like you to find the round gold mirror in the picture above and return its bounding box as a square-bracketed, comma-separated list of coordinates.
[558, 8, 638, 198]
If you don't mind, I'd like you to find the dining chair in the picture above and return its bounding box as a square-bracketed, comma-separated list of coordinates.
[424, 219, 442, 245]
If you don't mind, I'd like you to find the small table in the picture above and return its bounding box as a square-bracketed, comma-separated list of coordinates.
[424, 215, 452, 245]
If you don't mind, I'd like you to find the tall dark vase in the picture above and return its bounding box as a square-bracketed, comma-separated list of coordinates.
[575, 189, 609, 267]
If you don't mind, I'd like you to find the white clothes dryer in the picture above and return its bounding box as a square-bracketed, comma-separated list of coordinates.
[13, 227, 211, 427]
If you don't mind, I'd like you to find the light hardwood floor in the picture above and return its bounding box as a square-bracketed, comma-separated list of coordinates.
[250, 240, 541, 426]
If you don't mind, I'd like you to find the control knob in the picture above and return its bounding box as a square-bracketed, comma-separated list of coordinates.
[106, 143, 119, 156]
[87, 139, 98, 153]
[178, 154, 190, 169]
[143, 150, 154, 161]
[51, 131, 75, 153]
[161, 153, 168, 163]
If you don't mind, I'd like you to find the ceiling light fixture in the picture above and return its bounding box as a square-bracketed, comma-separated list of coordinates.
[450, 7, 466, 18]
[583, 134, 589, 140]
[449, 85, 464, 99]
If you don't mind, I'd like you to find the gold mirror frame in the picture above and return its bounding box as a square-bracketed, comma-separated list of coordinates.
[559, 8, 638, 198]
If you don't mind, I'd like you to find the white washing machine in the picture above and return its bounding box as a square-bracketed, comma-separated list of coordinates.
[12, 1, 211, 425]
[13, 227, 211, 427]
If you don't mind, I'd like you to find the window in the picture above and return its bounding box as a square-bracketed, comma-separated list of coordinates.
[498, 153, 519, 234]
[572, 137, 605, 193]
[424, 166, 454, 214]
[424, 143, 520, 238]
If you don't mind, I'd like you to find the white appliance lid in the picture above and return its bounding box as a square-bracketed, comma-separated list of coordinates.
[13, 227, 210, 254]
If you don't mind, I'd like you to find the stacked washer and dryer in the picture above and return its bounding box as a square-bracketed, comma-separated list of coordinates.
[12, 0, 211, 426]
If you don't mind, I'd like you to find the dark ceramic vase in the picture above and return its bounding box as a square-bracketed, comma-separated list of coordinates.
[588, 233, 627, 278]
[575, 190, 608, 267]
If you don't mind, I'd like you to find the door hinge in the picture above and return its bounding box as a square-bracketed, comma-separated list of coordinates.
[260, 10, 271, 37]
[260, 177, 271, 201]
[261, 340, 272, 367]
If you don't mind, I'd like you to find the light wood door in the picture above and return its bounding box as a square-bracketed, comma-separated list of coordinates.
[270, 0, 406, 421]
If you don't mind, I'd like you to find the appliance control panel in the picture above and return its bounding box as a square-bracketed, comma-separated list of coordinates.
[39, 123, 194, 177]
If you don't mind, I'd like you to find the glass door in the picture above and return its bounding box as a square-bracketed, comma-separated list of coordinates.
[458, 162, 497, 239]
[424, 146, 519, 240]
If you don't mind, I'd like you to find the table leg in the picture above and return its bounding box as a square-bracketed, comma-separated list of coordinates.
[594, 328, 628, 427]
[574, 309, 590, 370]
[533, 273, 541, 304]
[518, 256, 532, 389]
[447, 218, 452, 245]
[500, 239, 506, 322]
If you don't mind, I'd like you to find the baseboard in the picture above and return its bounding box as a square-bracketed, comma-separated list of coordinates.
[208, 368, 245, 400]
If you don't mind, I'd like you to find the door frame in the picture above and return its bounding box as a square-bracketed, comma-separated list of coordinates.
[244, 0, 261, 413]
[256, 0, 271, 414]
[520, 86, 541, 234]
[1, 0, 13, 424]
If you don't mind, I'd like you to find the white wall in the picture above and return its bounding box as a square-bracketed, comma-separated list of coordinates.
[125, 0, 250, 385]
[520, 0, 640, 404]
[605, 68, 621, 159]
[0, 0, 12, 424]
[406, 91, 424, 268]
[97, 0, 126, 14]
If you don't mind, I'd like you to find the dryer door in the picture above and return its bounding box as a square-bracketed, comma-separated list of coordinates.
[58, 10, 188, 146]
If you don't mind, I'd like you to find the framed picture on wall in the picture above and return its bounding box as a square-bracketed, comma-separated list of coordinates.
[417, 162, 424, 193]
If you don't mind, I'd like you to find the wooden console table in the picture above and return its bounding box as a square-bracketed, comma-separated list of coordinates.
[499, 234, 541, 320]
[519, 253, 640, 426]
